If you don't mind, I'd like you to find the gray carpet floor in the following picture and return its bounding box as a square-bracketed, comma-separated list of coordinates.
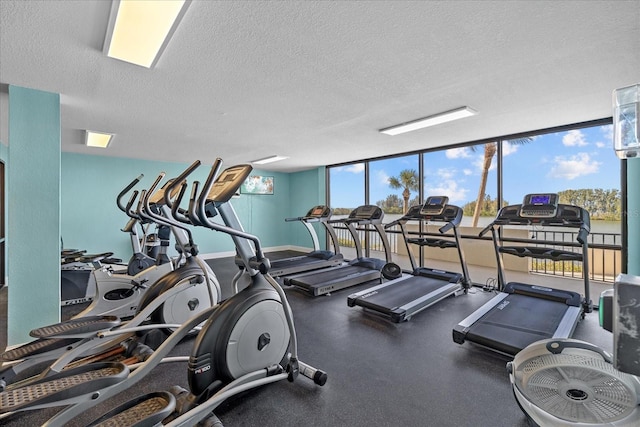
[0, 252, 614, 426]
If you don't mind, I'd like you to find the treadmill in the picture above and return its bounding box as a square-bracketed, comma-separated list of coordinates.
[285, 205, 391, 296]
[347, 197, 472, 322]
[269, 205, 344, 277]
[453, 193, 592, 356]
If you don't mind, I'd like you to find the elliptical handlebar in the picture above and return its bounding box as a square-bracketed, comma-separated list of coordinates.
[141, 170, 198, 252]
[171, 181, 192, 225]
[124, 190, 140, 219]
[187, 181, 204, 226]
[196, 162, 271, 272]
[196, 158, 224, 211]
[163, 160, 201, 210]
[116, 174, 144, 213]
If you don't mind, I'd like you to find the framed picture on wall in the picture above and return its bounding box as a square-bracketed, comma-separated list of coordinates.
[240, 175, 274, 195]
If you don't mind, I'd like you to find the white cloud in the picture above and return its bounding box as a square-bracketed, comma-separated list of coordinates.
[376, 169, 390, 185]
[547, 152, 600, 180]
[562, 129, 588, 147]
[473, 155, 496, 173]
[424, 180, 468, 203]
[445, 147, 471, 159]
[601, 125, 613, 142]
[437, 168, 455, 180]
[502, 142, 519, 156]
[595, 141, 606, 148]
[336, 164, 364, 174]
[463, 169, 473, 176]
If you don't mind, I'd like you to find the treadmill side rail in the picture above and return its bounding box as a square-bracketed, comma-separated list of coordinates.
[551, 305, 582, 339]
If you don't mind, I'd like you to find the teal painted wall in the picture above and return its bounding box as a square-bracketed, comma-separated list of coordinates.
[627, 159, 640, 275]
[8, 86, 61, 345]
[288, 167, 327, 249]
[61, 154, 301, 260]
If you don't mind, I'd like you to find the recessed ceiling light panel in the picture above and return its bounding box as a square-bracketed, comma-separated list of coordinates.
[86, 131, 113, 148]
[380, 106, 477, 136]
[104, 0, 191, 68]
[252, 155, 289, 165]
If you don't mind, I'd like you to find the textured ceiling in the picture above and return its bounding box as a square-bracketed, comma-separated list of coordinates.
[1, 1, 639, 172]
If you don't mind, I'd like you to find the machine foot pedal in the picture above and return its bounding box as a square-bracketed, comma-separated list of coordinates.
[1, 337, 79, 362]
[30, 316, 121, 339]
[87, 391, 176, 427]
[0, 362, 128, 413]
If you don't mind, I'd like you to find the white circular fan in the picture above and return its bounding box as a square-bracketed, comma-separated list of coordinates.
[509, 339, 640, 426]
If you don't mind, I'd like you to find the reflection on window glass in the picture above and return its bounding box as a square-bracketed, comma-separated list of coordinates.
[424, 144, 498, 228]
[368, 156, 419, 269]
[325, 121, 620, 283]
[369, 155, 420, 215]
[328, 163, 365, 215]
[328, 164, 365, 260]
[501, 124, 620, 284]
[502, 125, 620, 230]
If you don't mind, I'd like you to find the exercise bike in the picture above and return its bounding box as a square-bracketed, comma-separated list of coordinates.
[0, 161, 221, 392]
[0, 160, 327, 427]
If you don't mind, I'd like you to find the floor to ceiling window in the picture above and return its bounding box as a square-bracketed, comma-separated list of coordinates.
[328, 163, 365, 257]
[326, 119, 620, 294]
[368, 155, 419, 269]
[501, 123, 620, 284]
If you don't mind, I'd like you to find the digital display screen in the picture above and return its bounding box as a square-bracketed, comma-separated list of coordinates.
[429, 197, 442, 205]
[311, 207, 324, 215]
[530, 194, 551, 205]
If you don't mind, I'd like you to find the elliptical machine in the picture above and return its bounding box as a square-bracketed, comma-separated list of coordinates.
[60, 174, 176, 307]
[0, 161, 327, 426]
[118, 174, 170, 276]
[0, 162, 221, 392]
[69, 174, 191, 320]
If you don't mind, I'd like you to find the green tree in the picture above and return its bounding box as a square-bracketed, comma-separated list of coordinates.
[463, 195, 506, 217]
[470, 138, 532, 226]
[558, 188, 621, 220]
[388, 169, 419, 214]
[376, 194, 403, 214]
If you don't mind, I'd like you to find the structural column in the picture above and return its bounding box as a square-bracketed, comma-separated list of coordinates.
[626, 159, 640, 275]
[8, 85, 60, 345]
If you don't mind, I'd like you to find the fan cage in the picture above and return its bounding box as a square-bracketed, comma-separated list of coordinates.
[515, 353, 638, 424]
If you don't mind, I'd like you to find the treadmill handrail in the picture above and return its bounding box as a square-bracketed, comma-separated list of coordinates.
[487, 201, 592, 309]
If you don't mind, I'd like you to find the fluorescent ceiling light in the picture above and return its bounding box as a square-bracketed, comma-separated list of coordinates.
[85, 131, 114, 148]
[104, 0, 191, 68]
[252, 155, 289, 165]
[380, 107, 477, 136]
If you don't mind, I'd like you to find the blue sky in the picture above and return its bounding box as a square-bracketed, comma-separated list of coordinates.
[330, 124, 618, 209]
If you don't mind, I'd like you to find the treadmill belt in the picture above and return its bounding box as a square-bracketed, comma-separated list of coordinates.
[356, 276, 453, 310]
[289, 265, 372, 286]
[272, 256, 325, 268]
[465, 293, 571, 355]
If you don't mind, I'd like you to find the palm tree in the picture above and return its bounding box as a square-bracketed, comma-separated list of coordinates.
[388, 169, 419, 214]
[471, 138, 532, 227]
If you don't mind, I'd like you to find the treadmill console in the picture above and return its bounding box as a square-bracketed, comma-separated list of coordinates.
[306, 205, 332, 219]
[348, 205, 384, 223]
[420, 196, 449, 216]
[519, 193, 559, 218]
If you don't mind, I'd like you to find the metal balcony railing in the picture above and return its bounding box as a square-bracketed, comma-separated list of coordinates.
[330, 225, 622, 283]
